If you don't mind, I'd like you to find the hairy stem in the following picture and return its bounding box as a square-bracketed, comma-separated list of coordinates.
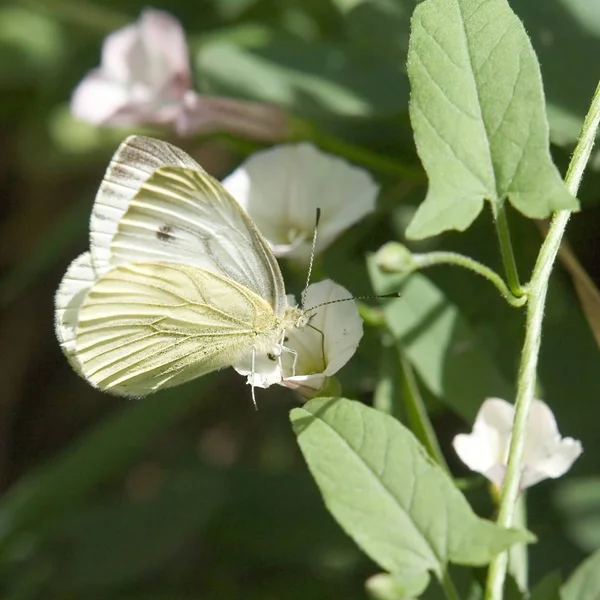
[485, 79, 600, 600]
[412, 251, 527, 307]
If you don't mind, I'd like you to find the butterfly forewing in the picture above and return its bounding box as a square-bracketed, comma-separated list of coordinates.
[110, 166, 286, 313]
[90, 136, 203, 274]
[74, 261, 283, 396]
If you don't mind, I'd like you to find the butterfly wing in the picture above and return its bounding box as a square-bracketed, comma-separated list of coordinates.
[90, 135, 202, 273]
[73, 260, 279, 396]
[54, 252, 96, 374]
[89, 135, 287, 314]
[111, 166, 286, 314]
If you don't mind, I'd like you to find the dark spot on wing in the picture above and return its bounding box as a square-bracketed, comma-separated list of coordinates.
[284, 336, 289, 342]
[157, 224, 175, 242]
[267, 353, 277, 361]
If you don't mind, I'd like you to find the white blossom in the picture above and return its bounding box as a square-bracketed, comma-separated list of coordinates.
[70, 9, 290, 140]
[222, 143, 379, 262]
[234, 280, 363, 397]
[453, 397, 582, 489]
[71, 9, 191, 128]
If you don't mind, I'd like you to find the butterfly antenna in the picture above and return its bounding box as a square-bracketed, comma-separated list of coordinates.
[301, 208, 321, 309]
[305, 292, 401, 315]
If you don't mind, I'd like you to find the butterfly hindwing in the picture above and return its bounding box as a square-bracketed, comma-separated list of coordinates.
[54, 252, 97, 373]
[74, 260, 280, 396]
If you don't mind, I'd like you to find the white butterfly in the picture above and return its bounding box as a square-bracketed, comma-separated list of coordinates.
[54, 135, 311, 399]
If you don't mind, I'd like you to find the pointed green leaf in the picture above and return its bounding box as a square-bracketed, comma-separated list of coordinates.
[562, 549, 600, 600]
[406, 0, 577, 239]
[291, 398, 533, 580]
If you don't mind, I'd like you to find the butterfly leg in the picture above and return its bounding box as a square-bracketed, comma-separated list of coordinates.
[284, 346, 299, 377]
[251, 346, 258, 410]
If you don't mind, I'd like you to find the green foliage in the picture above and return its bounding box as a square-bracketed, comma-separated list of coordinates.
[406, 0, 577, 239]
[291, 398, 533, 587]
[562, 549, 600, 600]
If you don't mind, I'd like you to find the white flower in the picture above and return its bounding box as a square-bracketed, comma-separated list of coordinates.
[70, 9, 290, 141]
[71, 9, 191, 127]
[222, 143, 379, 262]
[453, 397, 582, 489]
[234, 280, 363, 397]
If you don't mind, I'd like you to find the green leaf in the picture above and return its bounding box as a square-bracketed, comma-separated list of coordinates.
[530, 572, 562, 600]
[366, 571, 430, 600]
[369, 257, 513, 420]
[562, 549, 600, 600]
[291, 397, 533, 581]
[405, 0, 577, 239]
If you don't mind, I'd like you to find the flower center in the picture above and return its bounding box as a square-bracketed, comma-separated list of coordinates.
[286, 226, 307, 245]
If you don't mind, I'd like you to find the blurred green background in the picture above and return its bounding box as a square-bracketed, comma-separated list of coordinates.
[2, 0, 600, 598]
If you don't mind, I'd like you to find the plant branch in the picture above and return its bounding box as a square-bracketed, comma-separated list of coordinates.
[399, 351, 450, 473]
[412, 251, 527, 307]
[484, 78, 600, 600]
[493, 203, 524, 298]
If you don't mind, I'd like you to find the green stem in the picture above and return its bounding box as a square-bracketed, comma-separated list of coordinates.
[493, 203, 524, 298]
[484, 79, 600, 600]
[412, 251, 527, 307]
[440, 569, 462, 600]
[399, 352, 450, 474]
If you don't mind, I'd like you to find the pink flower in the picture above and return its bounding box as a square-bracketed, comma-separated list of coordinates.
[71, 9, 190, 127]
[70, 8, 291, 141]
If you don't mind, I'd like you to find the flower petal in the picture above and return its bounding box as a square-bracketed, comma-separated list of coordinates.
[100, 23, 139, 84]
[452, 432, 505, 486]
[70, 9, 191, 129]
[301, 280, 363, 376]
[222, 143, 379, 261]
[452, 398, 515, 485]
[138, 8, 191, 93]
[522, 398, 561, 466]
[70, 72, 131, 125]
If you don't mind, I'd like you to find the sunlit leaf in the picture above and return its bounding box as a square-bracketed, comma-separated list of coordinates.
[291, 398, 533, 582]
[405, 0, 577, 239]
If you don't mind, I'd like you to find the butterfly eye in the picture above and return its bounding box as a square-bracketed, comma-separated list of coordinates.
[156, 224, 175, 242]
